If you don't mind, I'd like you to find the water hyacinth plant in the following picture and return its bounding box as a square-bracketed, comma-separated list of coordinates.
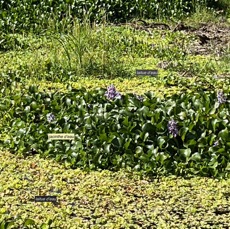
[105, 85, 122, 100]
[167, 119, 179, 137]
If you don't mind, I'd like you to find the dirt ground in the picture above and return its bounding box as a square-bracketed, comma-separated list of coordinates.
[181, 22, 230, 57]
[122, 19, 230, 57]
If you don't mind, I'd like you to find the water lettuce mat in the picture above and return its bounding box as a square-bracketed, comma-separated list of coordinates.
[0, 151, 229, 228]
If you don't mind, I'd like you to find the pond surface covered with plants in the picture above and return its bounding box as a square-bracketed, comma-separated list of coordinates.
[0, 0, 230, 228]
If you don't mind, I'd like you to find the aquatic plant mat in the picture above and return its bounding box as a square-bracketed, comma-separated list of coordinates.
[0, 151, 230, 228]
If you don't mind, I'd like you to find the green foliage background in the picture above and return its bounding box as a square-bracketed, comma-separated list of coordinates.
[1, 85, 230, 178]
[0, 0, 229, 227]
[1, 0, 225, 33]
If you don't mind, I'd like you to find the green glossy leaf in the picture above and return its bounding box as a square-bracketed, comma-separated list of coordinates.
[0, 221, 15, 229]
[179, 127, 188, 141]
[135, 146, 143, 154]
[219, 110, 227, 118]
[99, 133, 107, 141]
[30, 101, 38, 109]
[211, 119, 219, 132]
[156, 152, 168, 164]
[190, 152, 201, 161]
[179, 148, 191, 159]
[41, 223, 49, 229]
[138, 106, 149, 116]
[66, 98, 71, 105]
[23, 218, 35, 226]
[209, 107, 216, 115]
[124, 138, 131, 150]
[193, 99, 202, 109]
[104, 144, 110, 154]
[183, 139, 196, 148]
[178, 111, 187, 120]
[157, 137, 167, 149]
[142, 122, 154, 133]
[218, 128, 229, 141]
[28, 85, 38, 93]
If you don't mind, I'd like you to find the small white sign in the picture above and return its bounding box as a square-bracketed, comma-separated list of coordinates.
[48, 133, 75, 140]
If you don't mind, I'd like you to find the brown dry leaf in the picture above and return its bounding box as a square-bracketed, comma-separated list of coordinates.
[30, 163, 37, 169]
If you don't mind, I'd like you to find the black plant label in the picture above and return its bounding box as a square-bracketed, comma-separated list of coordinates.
[34, 196, 57, 202]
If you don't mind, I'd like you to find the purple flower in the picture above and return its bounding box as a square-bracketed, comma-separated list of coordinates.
[87, 104, 92, 109]
[167, 119, 179, 137]
[213, 140, 219, 147]
[47, 113, 55, 123]
[134, 94, 144, 102]
[217, 91, 227, 104]
[105, 85, 122, 100]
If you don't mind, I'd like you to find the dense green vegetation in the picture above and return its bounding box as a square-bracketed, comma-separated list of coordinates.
[0, 150, 230, 228]
[1, 86, 230, 179]
[1, 0, 229, 33]
[0, 0, 217, 33]
[0, 0, 230, 228]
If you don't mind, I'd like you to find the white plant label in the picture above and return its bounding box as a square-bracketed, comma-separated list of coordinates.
[48, 133, 75, 140]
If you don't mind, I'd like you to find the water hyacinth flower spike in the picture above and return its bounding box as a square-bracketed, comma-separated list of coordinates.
[167, 119, 179, 137]
[217, 91, 227, 104]
[47, 113, 55, 123]
[105, 84, 121, 100]
[134, 94, 144, 102]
